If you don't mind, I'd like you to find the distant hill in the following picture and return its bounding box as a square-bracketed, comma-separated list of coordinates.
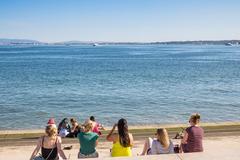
[152, 40, 240, 45]
[54, 40, 240, 46]
[0, 38, 43, 45]
[0, 38, 239, 46]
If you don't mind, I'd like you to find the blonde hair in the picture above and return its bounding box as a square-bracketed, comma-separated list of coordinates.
[156, 128, 170, 148]
[45, 125, 57, 137]
[83, 120, 93, 132]
[190, 113, 201, 124]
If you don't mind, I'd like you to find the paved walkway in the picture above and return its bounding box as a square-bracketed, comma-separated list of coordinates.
[0, 136, 239, 160]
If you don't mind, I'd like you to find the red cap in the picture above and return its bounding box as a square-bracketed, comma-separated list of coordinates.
[47, 118, 55, 125]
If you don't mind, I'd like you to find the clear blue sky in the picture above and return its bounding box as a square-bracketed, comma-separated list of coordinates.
[0, 0, 239, 42]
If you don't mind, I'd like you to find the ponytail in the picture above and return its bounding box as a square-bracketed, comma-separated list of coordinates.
[190, 113, 201, 124]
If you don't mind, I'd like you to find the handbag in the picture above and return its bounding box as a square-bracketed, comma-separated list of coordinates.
[174, 144, 180, 153]
[33, 154, 44, 160]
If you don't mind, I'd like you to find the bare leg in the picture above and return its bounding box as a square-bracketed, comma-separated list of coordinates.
[140, 137, 152, 155]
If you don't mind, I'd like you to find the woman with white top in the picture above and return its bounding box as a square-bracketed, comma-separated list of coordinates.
[140, 128, 174, 155]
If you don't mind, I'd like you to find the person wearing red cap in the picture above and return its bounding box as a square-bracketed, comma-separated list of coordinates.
[47, 118, 57, 128]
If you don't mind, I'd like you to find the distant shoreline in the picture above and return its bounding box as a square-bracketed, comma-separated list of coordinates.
[0, 38, 240, 46]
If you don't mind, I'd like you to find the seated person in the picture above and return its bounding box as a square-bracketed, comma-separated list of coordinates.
[47, 118, 57, 128]
[77, 120, 99, 158]
[140, 128, 174, 155]
[106, 118, 134, 157]
[90, 116, 105, 135]
[181, 113, 204, 153]
[58, 118, 71, 138]
[30, 123, 67, 160]
[68, 118, 79, 138]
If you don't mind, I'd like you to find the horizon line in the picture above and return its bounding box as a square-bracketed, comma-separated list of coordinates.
[1, 38, 240, 44]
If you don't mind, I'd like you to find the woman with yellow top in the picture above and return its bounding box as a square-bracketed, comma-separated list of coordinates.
[106, 118, 134, 157]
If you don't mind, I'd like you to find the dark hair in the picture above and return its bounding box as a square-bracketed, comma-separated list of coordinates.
[70, 118, 77, 123]
[117, 118, 130, 147]
[190, 113, 201, 124]
[58, 118, 70, 132]
[61, 118, 68, 124]
[90, 116, 95, 121]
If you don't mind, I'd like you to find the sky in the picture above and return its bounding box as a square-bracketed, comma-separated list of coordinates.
[0, 0, 240, 42]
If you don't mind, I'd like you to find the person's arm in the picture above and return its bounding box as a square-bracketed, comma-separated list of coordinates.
[106, 123, 117, 142]
[56, 136, 67, 160]
[29, 137, 42, 160]
[95, 139, 98, 146]
[98, 123, 106, 130]
[129, 133, 134, 147]
[181, 130, 188, 144]
[77, 124, 84, 132]
[94, 133, 99, 147]
[71, 124, 77, 133]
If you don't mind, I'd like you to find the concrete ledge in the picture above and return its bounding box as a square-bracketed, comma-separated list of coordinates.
[65, 152, 240, 160]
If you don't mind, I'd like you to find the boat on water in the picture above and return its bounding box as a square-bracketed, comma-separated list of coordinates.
[225, 42, 240, 46]
[225, 43, 234, 46]
[93, 43, 99, 46]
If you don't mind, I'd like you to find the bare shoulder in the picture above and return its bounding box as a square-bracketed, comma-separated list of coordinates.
[37, 136, 44, 146]
[38, 136, 45, 142]
[128, 133, 134, 145]
[112, 133, 118, 138]
[56, 136, 62, 143]
[111, 133, 119, 141]
[57, 136, 62, 140]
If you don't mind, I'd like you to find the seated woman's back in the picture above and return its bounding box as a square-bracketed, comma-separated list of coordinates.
[185, 126, 203, 152]
[42, 136, 57, 148]
[41, 136, 58, 160]
[140, 128, 174, 155]
[30, 122, 67, 160]
[151, 139, 174, 154]
[77, 120, 99, 158]
[111, 133, 133, 157]
[107, 118, 134, 157]
[181, 113, 204, 153]
[78, 131, 98, 155]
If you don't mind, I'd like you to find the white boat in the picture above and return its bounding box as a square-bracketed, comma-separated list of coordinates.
[225, 42, 240, 46]
[225, 43, 233, 46]
[93, 43, 99, 46]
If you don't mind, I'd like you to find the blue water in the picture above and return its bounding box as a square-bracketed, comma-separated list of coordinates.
[0, 44, 240, 130]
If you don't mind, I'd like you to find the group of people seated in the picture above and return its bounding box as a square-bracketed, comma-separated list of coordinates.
[56, 116, 105, 138]
[30, 113, 203, 160]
